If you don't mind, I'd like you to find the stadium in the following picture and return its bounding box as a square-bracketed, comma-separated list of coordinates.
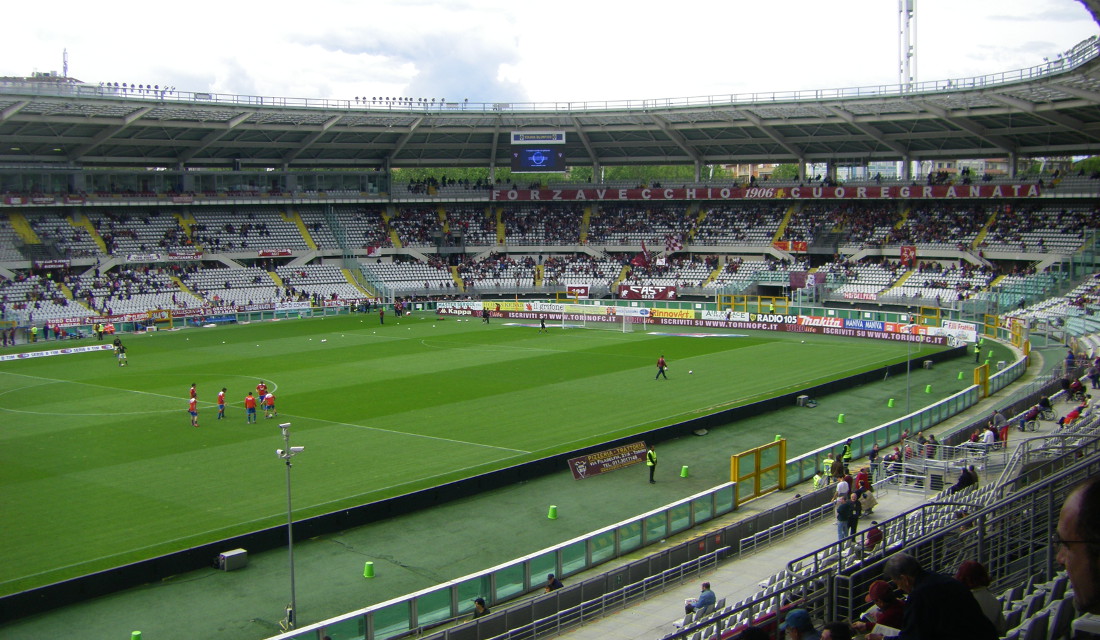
[2, 3, 1100, 640]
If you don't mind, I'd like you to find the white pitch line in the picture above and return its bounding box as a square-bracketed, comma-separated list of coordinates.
[0, 454, 527, 588]
[0, 370, 529, 454]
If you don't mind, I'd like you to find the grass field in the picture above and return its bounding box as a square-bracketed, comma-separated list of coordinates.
[0, 311, 944, 596]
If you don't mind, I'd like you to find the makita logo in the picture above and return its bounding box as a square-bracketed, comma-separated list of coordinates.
[799, 316, 844, 328]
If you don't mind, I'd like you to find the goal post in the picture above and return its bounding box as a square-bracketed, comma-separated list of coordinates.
[556, 303, 647, 333]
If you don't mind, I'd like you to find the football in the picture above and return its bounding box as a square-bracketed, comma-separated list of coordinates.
[689, 370, 694, 374]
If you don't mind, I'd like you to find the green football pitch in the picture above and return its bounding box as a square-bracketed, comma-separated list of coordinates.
[0, 312, 943, 596]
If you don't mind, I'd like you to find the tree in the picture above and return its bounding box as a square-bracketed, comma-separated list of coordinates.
[1073, 156, 1100, 175]
[770, 164, 800, 181]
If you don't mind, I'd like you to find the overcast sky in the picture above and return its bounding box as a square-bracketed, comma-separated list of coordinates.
[1, 0, 1096, 105]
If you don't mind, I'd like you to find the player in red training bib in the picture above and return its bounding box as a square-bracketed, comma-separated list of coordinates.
[188, 397, 199, 428]
[244, 392, 257, 424]
[264, 392, 277, 419]
[256, 380, 268, 398]
[190, 383, 197, 400]
[217, 387, 226, 420]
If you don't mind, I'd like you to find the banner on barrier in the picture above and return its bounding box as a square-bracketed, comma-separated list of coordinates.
[618, 285, 676, 300]
[567, 441, 648, 480]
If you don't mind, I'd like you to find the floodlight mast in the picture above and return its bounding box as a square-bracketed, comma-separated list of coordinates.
[276, 422, 304, 630]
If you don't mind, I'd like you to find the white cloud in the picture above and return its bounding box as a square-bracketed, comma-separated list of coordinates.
[0, 0, 1095, 104]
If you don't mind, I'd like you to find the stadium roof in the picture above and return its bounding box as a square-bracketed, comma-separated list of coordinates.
[3, 36, 1100, 170]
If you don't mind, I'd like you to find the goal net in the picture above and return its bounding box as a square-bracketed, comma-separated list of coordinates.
[557, 304, 648, 333]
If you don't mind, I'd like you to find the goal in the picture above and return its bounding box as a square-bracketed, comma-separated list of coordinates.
[559, 311, 644, 333]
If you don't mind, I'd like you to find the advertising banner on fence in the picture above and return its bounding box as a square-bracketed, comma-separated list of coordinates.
[568, 441, 648, 480]
[0, 344, 114, 362]
[258, 250, 293, 257]
[491, 184, 1040, 202]
[843, 291, 878, 301]
[32, 259, 71, 270]
[275, 301, 312, 311]
[168, 250, 203, 260]
[125, 253, 162, 263]
[434, 307, 952, 347]
[618, 285, 677, 300]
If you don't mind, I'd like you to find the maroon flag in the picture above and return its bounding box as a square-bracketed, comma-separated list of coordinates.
[900, 246, 916, 268]
[631, 240, 650, 268]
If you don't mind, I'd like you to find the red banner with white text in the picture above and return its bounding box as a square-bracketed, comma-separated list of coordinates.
[491, 184, 1040, 202]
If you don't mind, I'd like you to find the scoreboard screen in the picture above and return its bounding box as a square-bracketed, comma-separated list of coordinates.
[511, 147, 566, 173]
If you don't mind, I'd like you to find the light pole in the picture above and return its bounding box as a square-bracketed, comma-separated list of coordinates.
[277, 423, 305, 631]
[903, 324, 915, 415]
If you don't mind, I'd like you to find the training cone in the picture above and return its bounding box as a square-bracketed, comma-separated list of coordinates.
[132, 633, 142, 640]
[957, 371, 965, 380]
[774, 434, 782, 441]
[363, 561, 375, 578]
[888, 398, 896, 408]
[925, 384, 932, 393]
[548, 505, 558, 520]
[987, 350, 993, 359]
[837, 413, 845, 423]
[680, 465, 689, 478]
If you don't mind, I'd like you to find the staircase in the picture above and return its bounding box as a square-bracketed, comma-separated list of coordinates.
[384, 205, 403, 248]
[8, 212, 39, 244]
[284, 210, 318, 250]
[611, 265, 630, 290]
[771, 203, 800, 243]
[342, 268, 377, 297]
[972, 208, 999, 249]
[495, 207, 505, 245]
[68, 213, 109, 254]
[450, 266, 465, 291]
[580, 205, 592, 244]
[703, 264, 723, 286]
[883, 269, 917, 295]
[689, 203, 706, 242]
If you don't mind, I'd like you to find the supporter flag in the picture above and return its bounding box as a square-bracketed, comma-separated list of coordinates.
[366, 246, 380, 257]
[900, 245, 916, 268]
[665, 233, 683, 253]
[631, 240, 650, 268]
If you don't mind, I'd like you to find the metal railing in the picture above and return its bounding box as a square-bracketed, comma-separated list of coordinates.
[1, 38, 1096, 113]
[266, 484, 735, 640]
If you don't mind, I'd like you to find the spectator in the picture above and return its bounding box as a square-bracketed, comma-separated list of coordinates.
[821, 621, 854, 640]
[947, 465, 977, 494]
[780, 608, 820, 640]
[868, 552, 998, 640]
[954, 561, 1007, 636]
[836, 496, 853, 542]
[853, 579, 903, 635]
[1056, 475, 1100, 614]
[834, 473, 850, 500]
[544, 573, 563, 592]
[472, 597, 491, 619]
[738, 627, 770, 640]
[684, 581, 717, 614]
[847, 494, 862, 536]
[859, 487, 878, 516]
[864, 521, 884, 553]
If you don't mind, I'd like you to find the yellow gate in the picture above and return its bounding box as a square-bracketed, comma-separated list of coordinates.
[730, 438, 787, 507]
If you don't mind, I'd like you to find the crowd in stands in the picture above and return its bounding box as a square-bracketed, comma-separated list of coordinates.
[887, 203, 988, 250]
[502, 206, 581, 245]
[586, 205, 695, 246]
[455, 253, 536, 289]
